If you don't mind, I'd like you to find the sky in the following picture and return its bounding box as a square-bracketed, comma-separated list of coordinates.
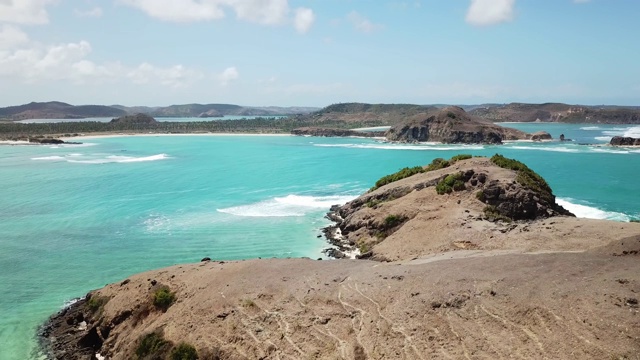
[0, 0, 639, 107]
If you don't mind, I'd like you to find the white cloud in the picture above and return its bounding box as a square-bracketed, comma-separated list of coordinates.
[294, 7, 314, 34]
[0, 39, 205, 87]
[127, 63, 203, 87]
[119, 0, 314, 32]
[218, 66, 239, 86]
[0, 25, 30, 50]
[465, 0, 515, 27]
[347, 11, 382, 33]
[0, 0, 56, 25]
[74, 7, 104, 18]
[118, 0, 225, 22]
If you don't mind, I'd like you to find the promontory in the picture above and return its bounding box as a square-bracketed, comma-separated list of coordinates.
[40, 156, 640, 360]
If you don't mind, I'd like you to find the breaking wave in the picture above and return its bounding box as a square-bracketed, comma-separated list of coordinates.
[557, 198, 630, 222]
[32, 153, 170, 164]
[217, 194, 357, 217]
[313, 143, 485, 151]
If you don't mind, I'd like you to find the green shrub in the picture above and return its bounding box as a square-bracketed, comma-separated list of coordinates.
[483, 205, 512, 223]
[425, 158, 450, 172]
[436, 173, 466, 195]
[241, 298, 256, 308]
[136, 332, 170, 359]
[446, 112, 457, 119]
[490, 154, 553, 203]
[450, 154, 472, 162]
[87, 295, 109, 313]
[371, 166, 424, 191]
[383, 214, 405, 229]
[366, 199, 383, 208]
[170, 343, 198, 360]
[153, 286, 175, 310]
[476, 190, 486, 202]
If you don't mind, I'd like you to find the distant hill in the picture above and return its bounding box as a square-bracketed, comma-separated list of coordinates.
[469, 103, 640, 124]
[0, 101, 127, 120]
[0, 102, 320, 121]
[292, 103, 438, 127]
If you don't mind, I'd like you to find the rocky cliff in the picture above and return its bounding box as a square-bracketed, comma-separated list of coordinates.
[385, 107, 529, 144]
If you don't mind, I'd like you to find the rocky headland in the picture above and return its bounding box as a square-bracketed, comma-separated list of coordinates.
[40, 155, 640, 359]
[385, 107, 530, 144]
[610, 136, 640, 146]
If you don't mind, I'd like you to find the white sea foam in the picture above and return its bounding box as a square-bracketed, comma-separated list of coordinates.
[31, 153, 170, 163]
[218, 194, 357, 217]
[509, 146, 581, 153]
[594, 136, 612, 142]
[69, 153, 170, 164]
[623, 126, 640, 138]
[557, 198, 630, 222]
[31, 156, 66, 161]
[314, 143, 485, 151]
[580, 126, 601, 130]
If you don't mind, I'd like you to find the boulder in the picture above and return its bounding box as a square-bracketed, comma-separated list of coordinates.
[530, 131, 552, 141]
[610, 136, 640, 146]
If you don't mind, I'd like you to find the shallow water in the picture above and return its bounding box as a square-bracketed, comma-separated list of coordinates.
[0, 123, 639, 359]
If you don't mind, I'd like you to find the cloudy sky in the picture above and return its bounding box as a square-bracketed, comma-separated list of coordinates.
[0, 0, 638, 107]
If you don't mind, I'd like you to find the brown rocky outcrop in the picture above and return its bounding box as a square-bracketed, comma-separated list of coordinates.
[530, 131, 552, 141]
[385, 107, 529, 144]
[610, 136, 640, 146]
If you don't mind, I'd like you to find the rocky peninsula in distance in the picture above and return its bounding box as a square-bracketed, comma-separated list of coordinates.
[40, 155, 640, 360]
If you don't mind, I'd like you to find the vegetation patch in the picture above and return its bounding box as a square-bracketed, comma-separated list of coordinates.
[490, 154, 553, 203]
[383, 214, 406, 229]
[241, 298, 256, 308]
[475, 190, 486, 202]
[424, 158, 449, 172]
[436, 173, 466, 195]
[87, 295, 109, 314]
[369, 155, 474, 192]
[483, 205, 513, 223]
[371, 166, 425, 191]
[136, 331, 171, 359]
[152, 286, 176, 310]
[170, 343, 199, 360]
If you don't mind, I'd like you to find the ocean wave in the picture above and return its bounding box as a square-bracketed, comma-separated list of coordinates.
[580, 126, 601, 130]
[623, 126, 640, 138]
[32, 153, 170, 163]
[87, 154, 168, 164]
[508, 146, 581, 153]
[594, 136, 612, 142]
[217, 194, 357, 217]
[31, 156, 66, 161]
[557, 198, 630, 221]
[313, 143, 485, 151]
[48, 142, 97, 149]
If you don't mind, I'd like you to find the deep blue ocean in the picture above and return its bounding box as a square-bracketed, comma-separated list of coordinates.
[1, 123, 639, 359]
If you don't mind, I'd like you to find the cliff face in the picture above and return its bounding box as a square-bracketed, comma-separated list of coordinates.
[385, 107, 529, 144]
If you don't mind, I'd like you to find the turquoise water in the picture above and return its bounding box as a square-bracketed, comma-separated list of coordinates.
[1, 123, 639, 359]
